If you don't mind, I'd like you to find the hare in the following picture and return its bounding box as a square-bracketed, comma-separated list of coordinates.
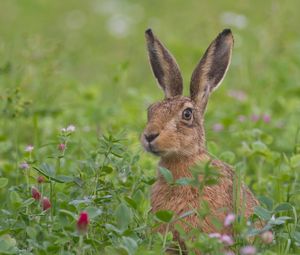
[141, 28, 260, 252]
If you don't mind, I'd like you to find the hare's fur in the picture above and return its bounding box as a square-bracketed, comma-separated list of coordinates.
[141, 29, 259, 250]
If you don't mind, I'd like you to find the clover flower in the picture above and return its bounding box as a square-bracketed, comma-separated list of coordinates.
[240, 245, 256, 255]
[41, 197, 51, 211]
[31, 187, 41, 201]
[224, 213, 235, 226]
[19, 162, 29, 169]
[77, 211, 89, 234]
[25, 145, 34, 152]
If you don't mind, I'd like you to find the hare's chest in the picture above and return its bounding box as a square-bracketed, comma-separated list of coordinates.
[151, 181, 199, 215]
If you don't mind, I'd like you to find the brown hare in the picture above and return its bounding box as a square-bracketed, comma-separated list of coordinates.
[141, 28, 260, 252]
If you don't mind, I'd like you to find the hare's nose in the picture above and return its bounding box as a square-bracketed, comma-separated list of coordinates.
[144, 133, 159, 143]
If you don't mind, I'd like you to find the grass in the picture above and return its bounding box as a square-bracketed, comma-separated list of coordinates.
[0, 0, 299, 254]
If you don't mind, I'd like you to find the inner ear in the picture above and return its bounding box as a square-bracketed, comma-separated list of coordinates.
[190, 29, 234, 112]
[145, 29, 183, 98]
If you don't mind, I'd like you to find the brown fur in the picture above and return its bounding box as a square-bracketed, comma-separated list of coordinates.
[142, 29, 259, 253]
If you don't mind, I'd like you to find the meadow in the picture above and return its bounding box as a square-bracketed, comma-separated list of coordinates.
[0, 0, 299, 254]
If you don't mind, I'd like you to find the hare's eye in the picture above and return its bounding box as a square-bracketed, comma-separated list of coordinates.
[182, 108, 193, 121]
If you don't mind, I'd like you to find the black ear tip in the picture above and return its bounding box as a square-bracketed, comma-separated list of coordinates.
[221, 28, 232, 36]
[145, 28, 153, 36]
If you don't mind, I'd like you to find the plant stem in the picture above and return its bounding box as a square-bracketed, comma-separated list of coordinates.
[162, 223, 170, 250]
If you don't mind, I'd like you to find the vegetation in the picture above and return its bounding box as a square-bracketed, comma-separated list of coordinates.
[0, 0, 299, 254]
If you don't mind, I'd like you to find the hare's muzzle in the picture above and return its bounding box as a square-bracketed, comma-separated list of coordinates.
[141, 131, 161, 155]
[144, 132, 159, 143]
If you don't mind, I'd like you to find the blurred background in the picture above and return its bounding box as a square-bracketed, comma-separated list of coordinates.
[0, 0, 300, 170]
[0, 1, 300, 253]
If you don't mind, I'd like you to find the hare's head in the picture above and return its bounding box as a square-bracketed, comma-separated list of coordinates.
[141, 29, 233, 159]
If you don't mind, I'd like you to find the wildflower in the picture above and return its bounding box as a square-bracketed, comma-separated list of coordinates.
[77, 211, 89, 234]
[240, 245, 256, 255]
[61, 127, 67, 132]
[221, 234, 234, 246]
[224, 213, 236, 226]
[238, 115, 246, 122]
[262, 114, 271, 123]
[37, 175, 45, 184]
[25, 145, 34, 152]
[19, 162, 29, 169]
[227, 89, 247, 101]
[209, 233, 221, 239]
[213, 123, 224, 132]
[31, 187, 41, 201]
[220, 12, 248, 29]
[225, 251, 235, 255]
[251, 114, 260, 122]
[41, 197, 51, 211]
[66, 125, 76, 132]
[58, 143, 66, 151]
[261, 231, 273, 244]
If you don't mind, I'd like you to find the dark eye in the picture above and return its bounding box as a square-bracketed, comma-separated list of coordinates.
[182, 108, 193, 121]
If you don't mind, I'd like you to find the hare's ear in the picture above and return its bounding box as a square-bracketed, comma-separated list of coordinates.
[190, 29, 233, 113]
[145, 29, 183, 98]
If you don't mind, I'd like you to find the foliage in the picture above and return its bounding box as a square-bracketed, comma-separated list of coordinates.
[0, 0, 300, 254]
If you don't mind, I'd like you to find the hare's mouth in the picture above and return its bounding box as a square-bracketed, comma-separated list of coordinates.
[148, 144, 163, 156]
[143, 141, 163, 156]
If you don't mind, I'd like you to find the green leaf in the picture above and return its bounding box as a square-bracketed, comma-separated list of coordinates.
[274, 203, 293, 213]
[132, 189, 144, 205]
[26, 226, 37, 240]
[177, 210, 195, 220]
[252, 141, 269, 154]
[10, 191, 22, 206]
[120, 237, 137, 255]
[293, 231, 300, 242]
[258, 196, 273, 211]
[219, 151, 236, 164]
[101, 165, 113, 174]
[115, 203, 132, 230]
[0, 235, 17, 254]
[155, 210, 174, 223]
[59, 209, 77, 220]
[33, 164, 76, 183]
[175, 177, 193, 186]
[290, 154, 300, 168]
[141, 176, 156, 185]
[254, 206, 272, 221]
[40, 163, 55, 177]
[269, 216, 291, 225]
[0, 178, 8, 189]
[56, 175, 74, 183]
[104, 224, 122, 234]
[85, 206, 102, 219]
[124, 196, 137, 209]
[33, 166, 64, 183]
[159, 167, 173, 184]
[22, 198, 35, 208]
[207, 141, 219, 155]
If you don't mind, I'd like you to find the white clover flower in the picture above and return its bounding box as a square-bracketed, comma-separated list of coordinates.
[66, 125, 76, 132]
[224, 213, 236, 226]
[221, 234, 234, 246]
[25, 145, 34, 152]
[240, 245, 256, 255]
[19, 162, 29, 169]
[209, 233, 221, 239]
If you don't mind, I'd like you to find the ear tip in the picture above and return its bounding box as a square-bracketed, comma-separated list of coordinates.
[220, 28, 234, 40]
[145, 28, 153, 37]
[218, 28, 234, 45]
[222, 28, 232, 35]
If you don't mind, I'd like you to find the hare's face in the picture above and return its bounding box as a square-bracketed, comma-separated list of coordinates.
[142, 29, 233, 159]
[142, 96, 204, 157]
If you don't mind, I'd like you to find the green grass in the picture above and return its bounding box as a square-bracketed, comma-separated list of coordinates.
[0, 0, 299, 254]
